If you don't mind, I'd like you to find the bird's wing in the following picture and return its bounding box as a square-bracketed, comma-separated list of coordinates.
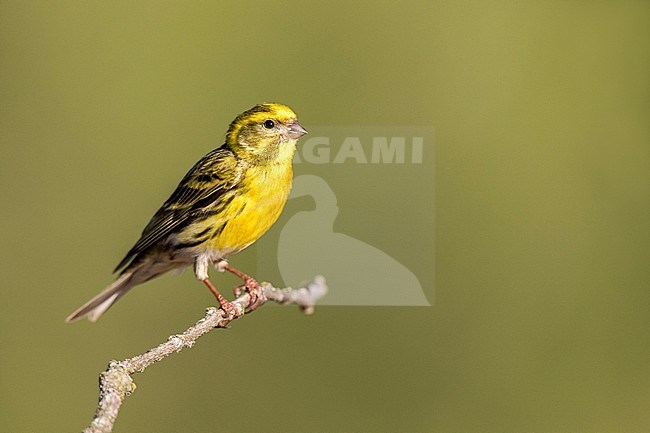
[114, 145, 242, 273]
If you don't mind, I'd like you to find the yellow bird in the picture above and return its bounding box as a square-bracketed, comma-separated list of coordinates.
[66, 103, 307, 322]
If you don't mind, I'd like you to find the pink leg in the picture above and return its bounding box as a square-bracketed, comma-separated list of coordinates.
[202, 278, 237, 317]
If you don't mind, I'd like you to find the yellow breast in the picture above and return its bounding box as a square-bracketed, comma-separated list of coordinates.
[197, 159, 293, 257]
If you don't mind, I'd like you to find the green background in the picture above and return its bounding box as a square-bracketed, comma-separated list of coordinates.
[1, 1, 648, 432]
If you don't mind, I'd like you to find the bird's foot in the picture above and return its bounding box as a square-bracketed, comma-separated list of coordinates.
[223, 264, 265, 311]
[202, 278, 239, 319]
[217, 299, 238, 319]
[233, 276, 265, 311]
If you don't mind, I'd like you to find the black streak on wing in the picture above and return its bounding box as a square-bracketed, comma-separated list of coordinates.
[114, 145, 241, 273]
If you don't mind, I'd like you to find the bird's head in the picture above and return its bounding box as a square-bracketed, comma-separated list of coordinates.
[226, 103, 307, 163]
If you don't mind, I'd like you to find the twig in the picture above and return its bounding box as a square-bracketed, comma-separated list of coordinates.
[82, 276, 327, 433]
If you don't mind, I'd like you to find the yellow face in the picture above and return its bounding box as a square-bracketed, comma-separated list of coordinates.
[226, 103, 307, 163]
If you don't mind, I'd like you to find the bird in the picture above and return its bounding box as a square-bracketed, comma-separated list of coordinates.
[66, 103, 307, 322]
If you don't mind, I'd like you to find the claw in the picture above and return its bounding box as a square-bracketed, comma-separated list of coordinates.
[233, 285, 245, 298]
[233, 278, 264, 311]
[202, 278, 239, 318]
[223, 264, 265, 311]
[220, 301, 238, 319]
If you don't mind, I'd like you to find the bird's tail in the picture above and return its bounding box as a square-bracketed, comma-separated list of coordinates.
[65, 272, 137, 323]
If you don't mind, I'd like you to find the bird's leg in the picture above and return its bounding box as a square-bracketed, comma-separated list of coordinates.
[202, 278, 237, 318]
[222, 264, 264, 310]
[196, 257, 237, 317]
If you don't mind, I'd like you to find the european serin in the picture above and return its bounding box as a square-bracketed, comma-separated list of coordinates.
[66, 103, 307, 322]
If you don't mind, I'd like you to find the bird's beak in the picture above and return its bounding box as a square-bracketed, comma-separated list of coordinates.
[286, 121, 308, 139]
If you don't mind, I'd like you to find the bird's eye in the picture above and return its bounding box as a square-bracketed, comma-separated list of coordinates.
[263, 119, 275, 129]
